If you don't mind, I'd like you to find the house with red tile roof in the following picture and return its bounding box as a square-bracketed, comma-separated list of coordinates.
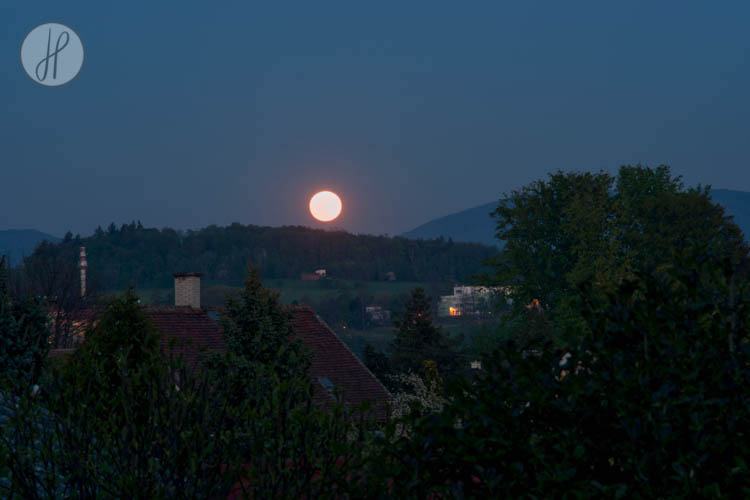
[174, 273, 390, 417]
[147, 306, 226, 370]
[49, 273, 391, 418]
[289, 306, 391, 417]
[200, 303, 391, 419]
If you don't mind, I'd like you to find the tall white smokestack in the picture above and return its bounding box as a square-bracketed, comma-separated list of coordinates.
[79, 247, 87, 298]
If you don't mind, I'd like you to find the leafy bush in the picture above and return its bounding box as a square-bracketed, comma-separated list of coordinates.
[378, 252, 750, 497]
[0, 256, 51, 392]
[0, 280, 380, 498]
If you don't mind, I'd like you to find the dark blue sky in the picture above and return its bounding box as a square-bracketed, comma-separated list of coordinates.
[2, 1, 749, 237]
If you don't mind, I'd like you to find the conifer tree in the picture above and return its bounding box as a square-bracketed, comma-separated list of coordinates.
[221, 264, 310, 378]
[363, 343, 392, 384]
[62, 289, 162, 425]
[388, 287, 462, 378]
[67, 289, 160, 386]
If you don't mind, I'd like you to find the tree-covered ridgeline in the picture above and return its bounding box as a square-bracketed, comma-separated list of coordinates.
[22, 223, 495, 290]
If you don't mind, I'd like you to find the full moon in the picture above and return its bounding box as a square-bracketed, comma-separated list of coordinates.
[309, 191, 342, 222]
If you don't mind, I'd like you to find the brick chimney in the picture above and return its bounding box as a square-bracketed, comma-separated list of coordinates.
[173, 273, 202, 308]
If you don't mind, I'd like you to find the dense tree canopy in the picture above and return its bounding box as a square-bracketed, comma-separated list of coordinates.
[364, 287, 465, 389]
[0, 256, 50, 391]
[218, 264, 310, 379]
[380, 250, 750, 497]
[62, 290, 162, 422]
[388, 287, 463, 378]
[487, 165, 748, 337]
[2, 276, 372, 498]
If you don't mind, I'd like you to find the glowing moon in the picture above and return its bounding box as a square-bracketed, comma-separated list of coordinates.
[309, 191, 342, 222]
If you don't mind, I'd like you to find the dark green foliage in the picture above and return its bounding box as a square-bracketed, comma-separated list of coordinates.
[388, 287, 464, 379]
[363, 342, 392, 384]
[471, 301, 552, 357]
[213, 363, 376, 498]
[487, 164, 748, 339]
[1, 289, 245, 497]
[62, 289, 161, 424]
[378, 252, 750, 497]
[1, 287, 374, 498]
[68, 289, 159, 377]
[24, 222, 494, 289]
[0, 256, 50, 391]
[2, 353, 245, 498]
[219, 264, 310, 379]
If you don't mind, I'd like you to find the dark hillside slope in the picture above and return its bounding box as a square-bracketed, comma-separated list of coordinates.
[402, 189, 750, 246]
[402, 203, 499, 247]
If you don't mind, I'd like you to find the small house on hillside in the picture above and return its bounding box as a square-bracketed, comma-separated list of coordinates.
[301, 269, 327, 281]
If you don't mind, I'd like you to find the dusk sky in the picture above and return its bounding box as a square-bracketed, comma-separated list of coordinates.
[2, 2, 749, 238]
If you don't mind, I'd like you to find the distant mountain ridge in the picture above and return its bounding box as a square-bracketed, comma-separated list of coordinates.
[0, 230, 61, 266]
[402, 203, 500, 247]
[402, 189, 750, 246]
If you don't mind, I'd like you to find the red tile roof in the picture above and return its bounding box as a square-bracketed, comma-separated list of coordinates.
[289, 307, 391, 419]
[45, 304, 391, 418]
[205, 305, 391, 418]
[145, 307, 225, 370]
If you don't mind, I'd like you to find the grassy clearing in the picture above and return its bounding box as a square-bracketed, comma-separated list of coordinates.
[263, 279, 425, 304]
[336, 326, 396, 358]
[133, 279, 427, 306]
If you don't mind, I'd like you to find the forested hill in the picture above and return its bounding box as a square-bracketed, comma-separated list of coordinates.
[28, 223, 496, 289]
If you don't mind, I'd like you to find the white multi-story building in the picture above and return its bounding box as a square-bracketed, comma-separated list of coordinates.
[438, 285, 510, 317]
[365, 305, 391, 325]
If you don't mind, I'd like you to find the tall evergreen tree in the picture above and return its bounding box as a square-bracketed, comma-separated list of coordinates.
[363, 343, 392, 385]
[221, 264, 310, 378]
[63, 289, 162, 423]
[388, 287, 463, 378]
[68, 289, 160, 381]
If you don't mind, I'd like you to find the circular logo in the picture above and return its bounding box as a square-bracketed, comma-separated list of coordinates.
[20, 22, 84, 87]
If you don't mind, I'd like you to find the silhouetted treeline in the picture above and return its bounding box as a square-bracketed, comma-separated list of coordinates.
[24, 222, 495, 289]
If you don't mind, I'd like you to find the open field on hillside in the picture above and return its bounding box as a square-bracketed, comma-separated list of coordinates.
[134, 279, 442, 307]
[265, 279, 428, 304]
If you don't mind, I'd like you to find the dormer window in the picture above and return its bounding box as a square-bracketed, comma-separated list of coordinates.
[317, 377, 334, 393]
